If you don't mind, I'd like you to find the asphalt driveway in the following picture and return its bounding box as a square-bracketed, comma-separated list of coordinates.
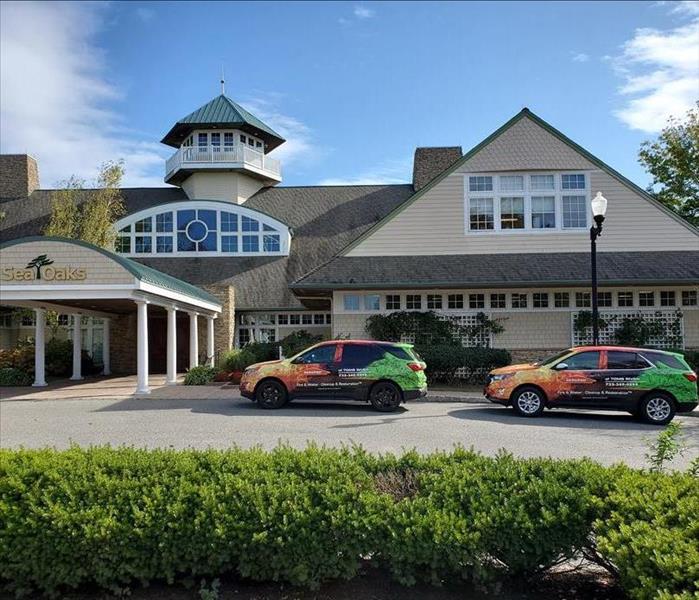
[2, 393, 697, 469]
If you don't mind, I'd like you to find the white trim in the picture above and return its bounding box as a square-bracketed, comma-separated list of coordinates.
[136, 282, 221, 314]
[114, 200, 291, 258]
[464, 171, 591, 235]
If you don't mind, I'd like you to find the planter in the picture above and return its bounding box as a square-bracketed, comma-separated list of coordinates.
[213, 370, 232, 383]
[229, 370, 243, 384]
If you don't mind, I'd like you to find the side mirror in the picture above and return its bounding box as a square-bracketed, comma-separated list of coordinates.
[554, 362, 568, 371]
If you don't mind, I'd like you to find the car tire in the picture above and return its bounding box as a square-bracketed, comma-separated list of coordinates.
[369, 381, 402, 412]
[255, 380, 288, 409]
[511, 386, 546, 418]
[639, 393, 676, 425]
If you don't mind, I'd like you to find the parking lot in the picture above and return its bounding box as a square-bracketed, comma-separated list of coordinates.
[2, 390, 697, 469]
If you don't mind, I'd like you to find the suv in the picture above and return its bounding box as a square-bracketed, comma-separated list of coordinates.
[239, 340, 427, 412]
[485, 346, 697, 424]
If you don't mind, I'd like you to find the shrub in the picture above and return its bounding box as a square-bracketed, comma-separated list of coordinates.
[183, 365, 216, 385]
[1, 446, 695, 599]
[0, 367, 32, 386]
[220, 348, 256, 372]
[0, 343, 34, 374]
[415, 344, 511, 384]
[593, 469, 699, 600]
[681, 349, 699, 372]
[279, 330, 324, 358]
[242, 341, 278, 363]
[45, 338, 72, 376]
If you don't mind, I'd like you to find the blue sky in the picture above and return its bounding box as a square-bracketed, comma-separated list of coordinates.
[1, 1, 697, 188]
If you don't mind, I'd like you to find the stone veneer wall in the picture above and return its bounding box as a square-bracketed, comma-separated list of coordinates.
[196, 284, 235, 364]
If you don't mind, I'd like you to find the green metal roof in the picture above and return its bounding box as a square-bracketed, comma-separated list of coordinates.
[161, 94, 285, 150]
[0, 236, 221, 308]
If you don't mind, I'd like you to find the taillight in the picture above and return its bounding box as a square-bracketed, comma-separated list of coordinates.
[407, 362, 424, 372]
[684, 372, 697, 382]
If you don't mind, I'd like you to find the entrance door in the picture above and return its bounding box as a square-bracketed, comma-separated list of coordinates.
[551, 350, 604, 407]
[148, 313, 190, 374]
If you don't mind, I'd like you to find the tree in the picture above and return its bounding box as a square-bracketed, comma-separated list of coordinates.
[639, 102, 699, 227]
[44, 160, 126, 249]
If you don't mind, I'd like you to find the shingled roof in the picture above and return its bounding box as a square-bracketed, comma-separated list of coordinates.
[160, 94, 285, 151]
[291, 251, 699, 290]
[0, 184, 415, 310]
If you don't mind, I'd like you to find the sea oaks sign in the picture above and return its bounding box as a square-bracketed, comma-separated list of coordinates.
[1, 254, 87, 282]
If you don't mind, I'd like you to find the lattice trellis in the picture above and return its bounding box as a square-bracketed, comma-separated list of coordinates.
[571, 310, 684, 349]
[399, 312, 492, 348]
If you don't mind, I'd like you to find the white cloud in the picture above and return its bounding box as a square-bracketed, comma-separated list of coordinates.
[612, 5, 699, 132]
[571, 52, 590, 63]
[317, 157, 410, 186]
[0, 1, 166, 188]
[353, 5, 375, 19]
[135, 7, 155, 22]
[240, 95, 320, 166]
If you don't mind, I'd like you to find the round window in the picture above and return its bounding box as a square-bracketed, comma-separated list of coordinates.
[186, 220, 208, 242]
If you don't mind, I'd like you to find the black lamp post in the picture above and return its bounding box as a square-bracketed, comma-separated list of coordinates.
[590, 192, 608, 346]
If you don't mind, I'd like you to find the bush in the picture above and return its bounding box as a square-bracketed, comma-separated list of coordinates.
[242, 341, 278, 363]
[0, 367, 32, 386]
[1, 446, 696, 598]
[0, 343, 34, 374]
[681, 349, 699, 373]
[45, 338, 72, 376]
[594, 469, 699, 600]
[415, 344, 511, 384]
[279, 330, 324, 358]
[183, 365, 216, 385]
[220, 348, 256, 372]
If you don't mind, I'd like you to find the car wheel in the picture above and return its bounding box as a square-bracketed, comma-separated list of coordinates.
[369, 382, 402, 412]
[255, 380, 288, 409]
[511, 386, 545, 417]
[639, 393, 675, 425]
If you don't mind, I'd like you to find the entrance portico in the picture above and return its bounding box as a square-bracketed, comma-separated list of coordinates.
[0, 237, 222, 394]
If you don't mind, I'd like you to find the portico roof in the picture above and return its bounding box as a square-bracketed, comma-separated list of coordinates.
[0, 236, 221, 314]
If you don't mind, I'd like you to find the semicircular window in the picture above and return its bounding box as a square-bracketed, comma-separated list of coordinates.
[114, 203, 287, 257]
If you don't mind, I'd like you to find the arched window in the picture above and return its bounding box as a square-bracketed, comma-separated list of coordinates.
[114, 201, 290, 257]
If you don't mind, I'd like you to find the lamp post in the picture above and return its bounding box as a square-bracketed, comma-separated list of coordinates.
[590, 192, 608, 346]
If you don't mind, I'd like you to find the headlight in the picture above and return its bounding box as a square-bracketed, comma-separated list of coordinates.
[490, 373, 514, 382]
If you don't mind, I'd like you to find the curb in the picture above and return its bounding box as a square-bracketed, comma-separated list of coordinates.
[417, 395, 488, 404]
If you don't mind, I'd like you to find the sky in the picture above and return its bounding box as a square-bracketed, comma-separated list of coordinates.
[1, 1, 698, 189]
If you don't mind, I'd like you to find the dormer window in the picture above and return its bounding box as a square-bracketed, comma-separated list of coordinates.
[114, 201, 290, 257]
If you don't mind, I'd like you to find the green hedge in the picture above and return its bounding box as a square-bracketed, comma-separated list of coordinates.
[0, 367, 32, 386]
[415, 345, 511, 384]
[0, 447, 697, 599]
[183, 365, 216, 385]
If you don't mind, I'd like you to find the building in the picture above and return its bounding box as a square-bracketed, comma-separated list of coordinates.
[1, 94, 698, 392]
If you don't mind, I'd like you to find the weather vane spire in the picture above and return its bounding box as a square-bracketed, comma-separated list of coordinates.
[220, 65, 225, 95]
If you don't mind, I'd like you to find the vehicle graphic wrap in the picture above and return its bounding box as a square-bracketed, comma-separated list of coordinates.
[485, 347, 698, 409]
[239, 342, 427, 401]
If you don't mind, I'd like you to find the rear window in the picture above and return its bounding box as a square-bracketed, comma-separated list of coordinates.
[382, 345, 413, 361]
[642, 352, 686, 370]
[606, 351, 649, 370]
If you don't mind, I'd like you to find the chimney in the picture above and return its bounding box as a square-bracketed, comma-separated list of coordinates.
[0, 154, 40, 199]
[412, 147, 462, 191]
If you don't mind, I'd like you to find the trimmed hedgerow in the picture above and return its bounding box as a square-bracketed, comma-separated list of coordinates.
[0, 446, 697, 599]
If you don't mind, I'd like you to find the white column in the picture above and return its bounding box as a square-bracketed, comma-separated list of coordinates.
[189, 312, 199, 369]
[102, 318, 111, 376]
[206, 316, 215, 367]
[166, 306, 177, 384]
[135, 300, 150, 394]
[32, 308, 47, 387]
[70, 314, 83, 381]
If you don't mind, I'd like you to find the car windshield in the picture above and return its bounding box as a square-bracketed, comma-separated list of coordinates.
[534, 349, 573, 366]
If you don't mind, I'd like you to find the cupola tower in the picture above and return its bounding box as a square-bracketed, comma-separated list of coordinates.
[161, 94, 285, 204]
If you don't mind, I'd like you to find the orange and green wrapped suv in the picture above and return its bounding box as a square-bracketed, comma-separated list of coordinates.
[485, 346, 697, 424]
[240, 340, 427, 412]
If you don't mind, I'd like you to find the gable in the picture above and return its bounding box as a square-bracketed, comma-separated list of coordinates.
[345, 111, 698, 257]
